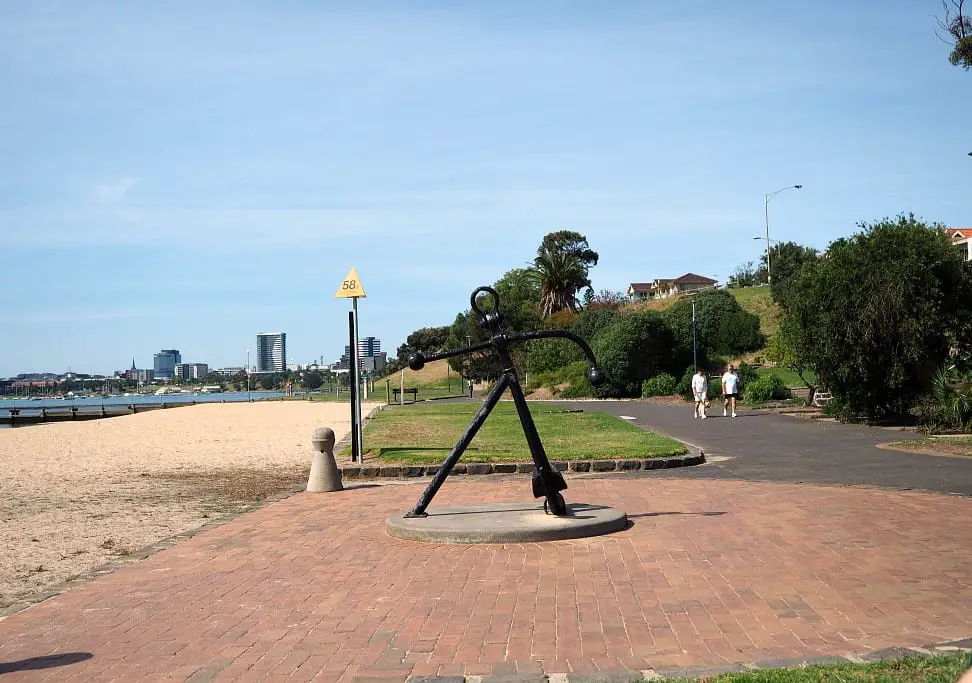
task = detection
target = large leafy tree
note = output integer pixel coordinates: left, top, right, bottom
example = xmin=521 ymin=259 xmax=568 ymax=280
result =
xmin=784 ymin=214 xmax=972 ymax=418
xmin=445 ymin=269 xmax=543 ymax=380
xmin=762 ymin=241 xmax=819 ymax=305
xmin=530 ymin=231 xmax=599 ymax=317
xmin=591 ymin=311 xmax=679 ymax=397
xmin=663 ymin=289 xmax=764 ymax=367
xmin=938 ymin=0 xmax=972 ymax=69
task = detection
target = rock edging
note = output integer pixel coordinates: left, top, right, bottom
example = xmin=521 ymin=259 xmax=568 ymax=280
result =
xmin=339 ymin=450 xmax=705 ymax=479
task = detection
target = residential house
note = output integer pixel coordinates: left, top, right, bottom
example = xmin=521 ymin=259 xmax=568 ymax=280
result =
xmin=946 ymin=227 xmax=972 ymax=261
xmin=627 ymin=273 xmax=718 ymax=301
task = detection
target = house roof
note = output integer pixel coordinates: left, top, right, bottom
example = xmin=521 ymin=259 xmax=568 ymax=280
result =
xmin=673 ymin=272 xmax=717 ymax=284
xmin=627 ymin=283 xmax=654 ymax=292
xmin=947 ymin=227 xmax=972 ymax=240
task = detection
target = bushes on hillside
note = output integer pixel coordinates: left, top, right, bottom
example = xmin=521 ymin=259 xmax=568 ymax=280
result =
xmin=641 ymin=373 xmax=677 ymax=398
xmin=591 ymin=311 xmax=679 ymax=397
xmin=743 ymin=374 xmax=792 ymax=402
xmin=664 ymin=289 xmax=764 ymax=362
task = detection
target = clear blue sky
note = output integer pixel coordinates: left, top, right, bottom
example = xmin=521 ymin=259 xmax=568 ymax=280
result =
xmin=1 ymin=1 xmax=969 ymax=377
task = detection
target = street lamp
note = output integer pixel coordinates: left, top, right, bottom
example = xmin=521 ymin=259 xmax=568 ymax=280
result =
xmin=690 ymin=292 xmax=698 ymax=373
xmin=246 ymin=349 xmax=251 ymax=403
xmin=763 ymin=184 xmax=803 ymax=284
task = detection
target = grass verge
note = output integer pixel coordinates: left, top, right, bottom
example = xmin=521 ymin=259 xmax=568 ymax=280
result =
xmin=662 ymin=652 xmax=969 ymax=681
xmin=885 ymin=437 xmax=972 ymax=458
xmin=341 ymin=403 xmax=688 ymax=464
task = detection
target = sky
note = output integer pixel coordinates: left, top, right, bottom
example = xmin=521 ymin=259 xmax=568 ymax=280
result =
xmin=1 ymin=0 xmax=970 ymax=377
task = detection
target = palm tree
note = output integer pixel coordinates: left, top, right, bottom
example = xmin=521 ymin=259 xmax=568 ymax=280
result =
xmin=531 ymin=248 xmax=588 ymax=317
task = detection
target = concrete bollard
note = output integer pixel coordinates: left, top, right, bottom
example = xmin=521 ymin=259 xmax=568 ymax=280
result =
xmin=307 ymin=427 xmax=343 ymax=492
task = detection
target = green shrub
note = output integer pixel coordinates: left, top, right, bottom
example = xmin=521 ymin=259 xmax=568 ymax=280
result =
xmin=641 ymin=373 xmax=677 ymax=398
xmin=591 ymin=311 xmax=679 ymax=397
xmin=663 ymin=289 xmax=764 ymax=360
xmin=743 ymin=374 xmax=792 ymax=403
xmin=736 ymin=361 xmax=759 ymax=390
xmin=526 ymin=338 xmax=584 ymax=376
xmin=557 ymin=361 xmax=594 ymax=398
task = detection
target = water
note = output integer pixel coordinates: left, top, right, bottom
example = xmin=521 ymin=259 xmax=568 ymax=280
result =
xmin=0 ymin=391 xmax=289 ymax=427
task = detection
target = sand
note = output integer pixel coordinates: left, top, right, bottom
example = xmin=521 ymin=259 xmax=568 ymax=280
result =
xmin=0 ymin=400 xmax=377 ymax=611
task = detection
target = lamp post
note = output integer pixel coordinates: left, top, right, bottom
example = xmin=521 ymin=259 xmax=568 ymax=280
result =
xmin=691 ymin=293 xmax=698 ymax=373
xmin=763 ymin=184 xmax=803 ymax=284
xmin=246 ymin=349 xmax=251 ymax=403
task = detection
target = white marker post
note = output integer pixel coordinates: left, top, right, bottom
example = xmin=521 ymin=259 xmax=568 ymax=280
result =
xmin=335 ymin=267 xmax=367 ymax=463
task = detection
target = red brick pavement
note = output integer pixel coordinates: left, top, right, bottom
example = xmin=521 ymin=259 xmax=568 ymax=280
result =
xmin=1 ymin=477 xmax=971 ymax=682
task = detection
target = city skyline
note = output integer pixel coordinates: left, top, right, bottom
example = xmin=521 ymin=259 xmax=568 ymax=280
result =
xmin=1 ymin=332 xmax=385 ymax=380
xmin=1 ymin=2 xmax=969 ymax=376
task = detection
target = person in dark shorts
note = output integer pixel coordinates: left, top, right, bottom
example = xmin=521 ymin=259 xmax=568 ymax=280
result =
xmin=721 ymin=364 xmax=740 ymax=417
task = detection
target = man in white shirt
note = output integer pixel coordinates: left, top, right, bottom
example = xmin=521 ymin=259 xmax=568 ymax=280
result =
xmin=691 ymin=369 xmax=708 ymax=419
xmin=722 ymin=364 xmax=740 ymax=418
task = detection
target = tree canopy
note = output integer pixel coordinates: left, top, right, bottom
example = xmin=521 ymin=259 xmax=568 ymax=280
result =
xmin=783 ymin=214 xmax=972 ymax=417
xmin=663 ymin=289 xmax=764 ymax=366
xmin=938 ymin=0 xmax=972 ymax=69
xmin=530 ymin=231 xmax=600 ymax=317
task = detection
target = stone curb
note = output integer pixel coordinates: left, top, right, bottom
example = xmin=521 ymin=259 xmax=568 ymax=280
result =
xmin=404 ymin=637 xmax=972 ymax=682
xmin=339 ymin=451 xmax=705 ymax=480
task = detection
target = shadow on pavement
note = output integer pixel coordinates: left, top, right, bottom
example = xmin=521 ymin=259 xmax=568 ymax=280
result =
xmin=0 ymin=652 xmax=93 ymax=674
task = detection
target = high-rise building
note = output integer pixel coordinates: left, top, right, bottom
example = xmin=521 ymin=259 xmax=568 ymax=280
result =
xmin=174 ymin=363 xmax=209 ymax=380
xmin=256 ymin=333 xmax=286 ymax=373
xmin=153 ymin=349 xmax=182 ymax=379
xmin=357 ymin=336 xmax=381 ymax=358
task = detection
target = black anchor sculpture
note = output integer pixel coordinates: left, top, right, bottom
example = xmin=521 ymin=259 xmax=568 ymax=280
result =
xmin=404 ymin=286 xmax=605 ymax=518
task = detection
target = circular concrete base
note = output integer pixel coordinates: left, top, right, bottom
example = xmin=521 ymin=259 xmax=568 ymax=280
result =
xmin=386 ymin=502 xmax=628 ymax=544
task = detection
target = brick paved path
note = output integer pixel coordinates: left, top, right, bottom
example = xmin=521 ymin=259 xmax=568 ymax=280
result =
xmin=1 ymin=476 xmax=971 ymax=681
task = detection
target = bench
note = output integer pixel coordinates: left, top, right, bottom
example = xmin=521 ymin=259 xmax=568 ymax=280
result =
xmin=392 ymin=388 xmax=419 ymax=402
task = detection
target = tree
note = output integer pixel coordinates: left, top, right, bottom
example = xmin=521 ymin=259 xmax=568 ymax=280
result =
xmin=259 ymin=374 xmax=277 ymax=390
xmin=937 ymin=0 xmax=972 ymax=69
xmin=663 ymin=289 xmax=764 ymax=365
xmin=767 ymin=315 xmax=818 ymax=405
xmin=784 ymin=213 xmax=972 ymax=418
xmin=302 ymin=371 xmax=324 ymax=390
xmin=585 ymin=289 xmax=628 ymax=310
xmin=726 ymin=260 xmax=766 ymax=288
xmin=591 ymin=311 xmax=680 ymax=397
xmin=530 ymin=231 xmax=599 ymax=316
xmin=492 ymin=267 xmax=543 ymax=333
xmin=762 ymin=241 xmax=819 ymax=305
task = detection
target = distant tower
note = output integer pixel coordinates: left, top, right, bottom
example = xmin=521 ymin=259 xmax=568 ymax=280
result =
xmin=256 ymin=333 xmax=287 ymax=373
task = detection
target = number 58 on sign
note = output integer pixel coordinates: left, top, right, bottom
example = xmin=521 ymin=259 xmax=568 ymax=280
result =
xmin=335 ymin=267 xmax=367 ymax=299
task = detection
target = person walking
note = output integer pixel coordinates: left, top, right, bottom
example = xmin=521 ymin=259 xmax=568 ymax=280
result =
xmin=468 ymin=378 xmax=474 ymax=398
xmin=722 ymin=364 xmax=740 ymax=417
xmin=691 ymin=368 xmax=708 ymax=419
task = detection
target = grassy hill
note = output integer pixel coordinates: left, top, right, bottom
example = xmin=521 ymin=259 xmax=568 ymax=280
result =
xmin=630 ymin=285 xmax=781 ymax=339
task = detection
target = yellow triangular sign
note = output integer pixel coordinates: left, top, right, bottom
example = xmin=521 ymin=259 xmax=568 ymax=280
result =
xmin=335 ymin=267 xmax=367 ymax=299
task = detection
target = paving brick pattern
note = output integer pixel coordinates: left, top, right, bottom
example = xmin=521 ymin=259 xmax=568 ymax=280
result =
xmin=1 ymin=477 xmax=971 ymax=681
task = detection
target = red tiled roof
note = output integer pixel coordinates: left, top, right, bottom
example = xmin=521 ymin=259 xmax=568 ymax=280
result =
xmin=673 ymin=272 xmax=717 ymax=284
xmin=947 ymin=228 xmax=972 ymax=239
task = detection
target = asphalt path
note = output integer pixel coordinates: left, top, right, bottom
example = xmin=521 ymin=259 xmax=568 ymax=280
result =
xmin=542 ymin=399 xmax=972 ymax=496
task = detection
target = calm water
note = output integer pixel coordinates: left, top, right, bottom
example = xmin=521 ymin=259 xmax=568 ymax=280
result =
xmin=0 ymin=391 xmax=289 ymax=427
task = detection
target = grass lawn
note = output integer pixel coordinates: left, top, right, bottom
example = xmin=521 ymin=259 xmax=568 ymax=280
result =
xmin=886 ymin=436 xmax=972 ymax=457
xmin=755 ymin=366 xmax=816 ymax=388
xmin=342 ymin=402 xmax=688 ymax=464
xmin=728 ymin=285 xmax=783 ymax=338
xmin=662 ymin=652 xmax=969 ymax=681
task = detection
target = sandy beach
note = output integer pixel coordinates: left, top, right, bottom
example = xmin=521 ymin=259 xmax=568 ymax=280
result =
xmin=0 ymin=400 xmax=377 ymax=611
